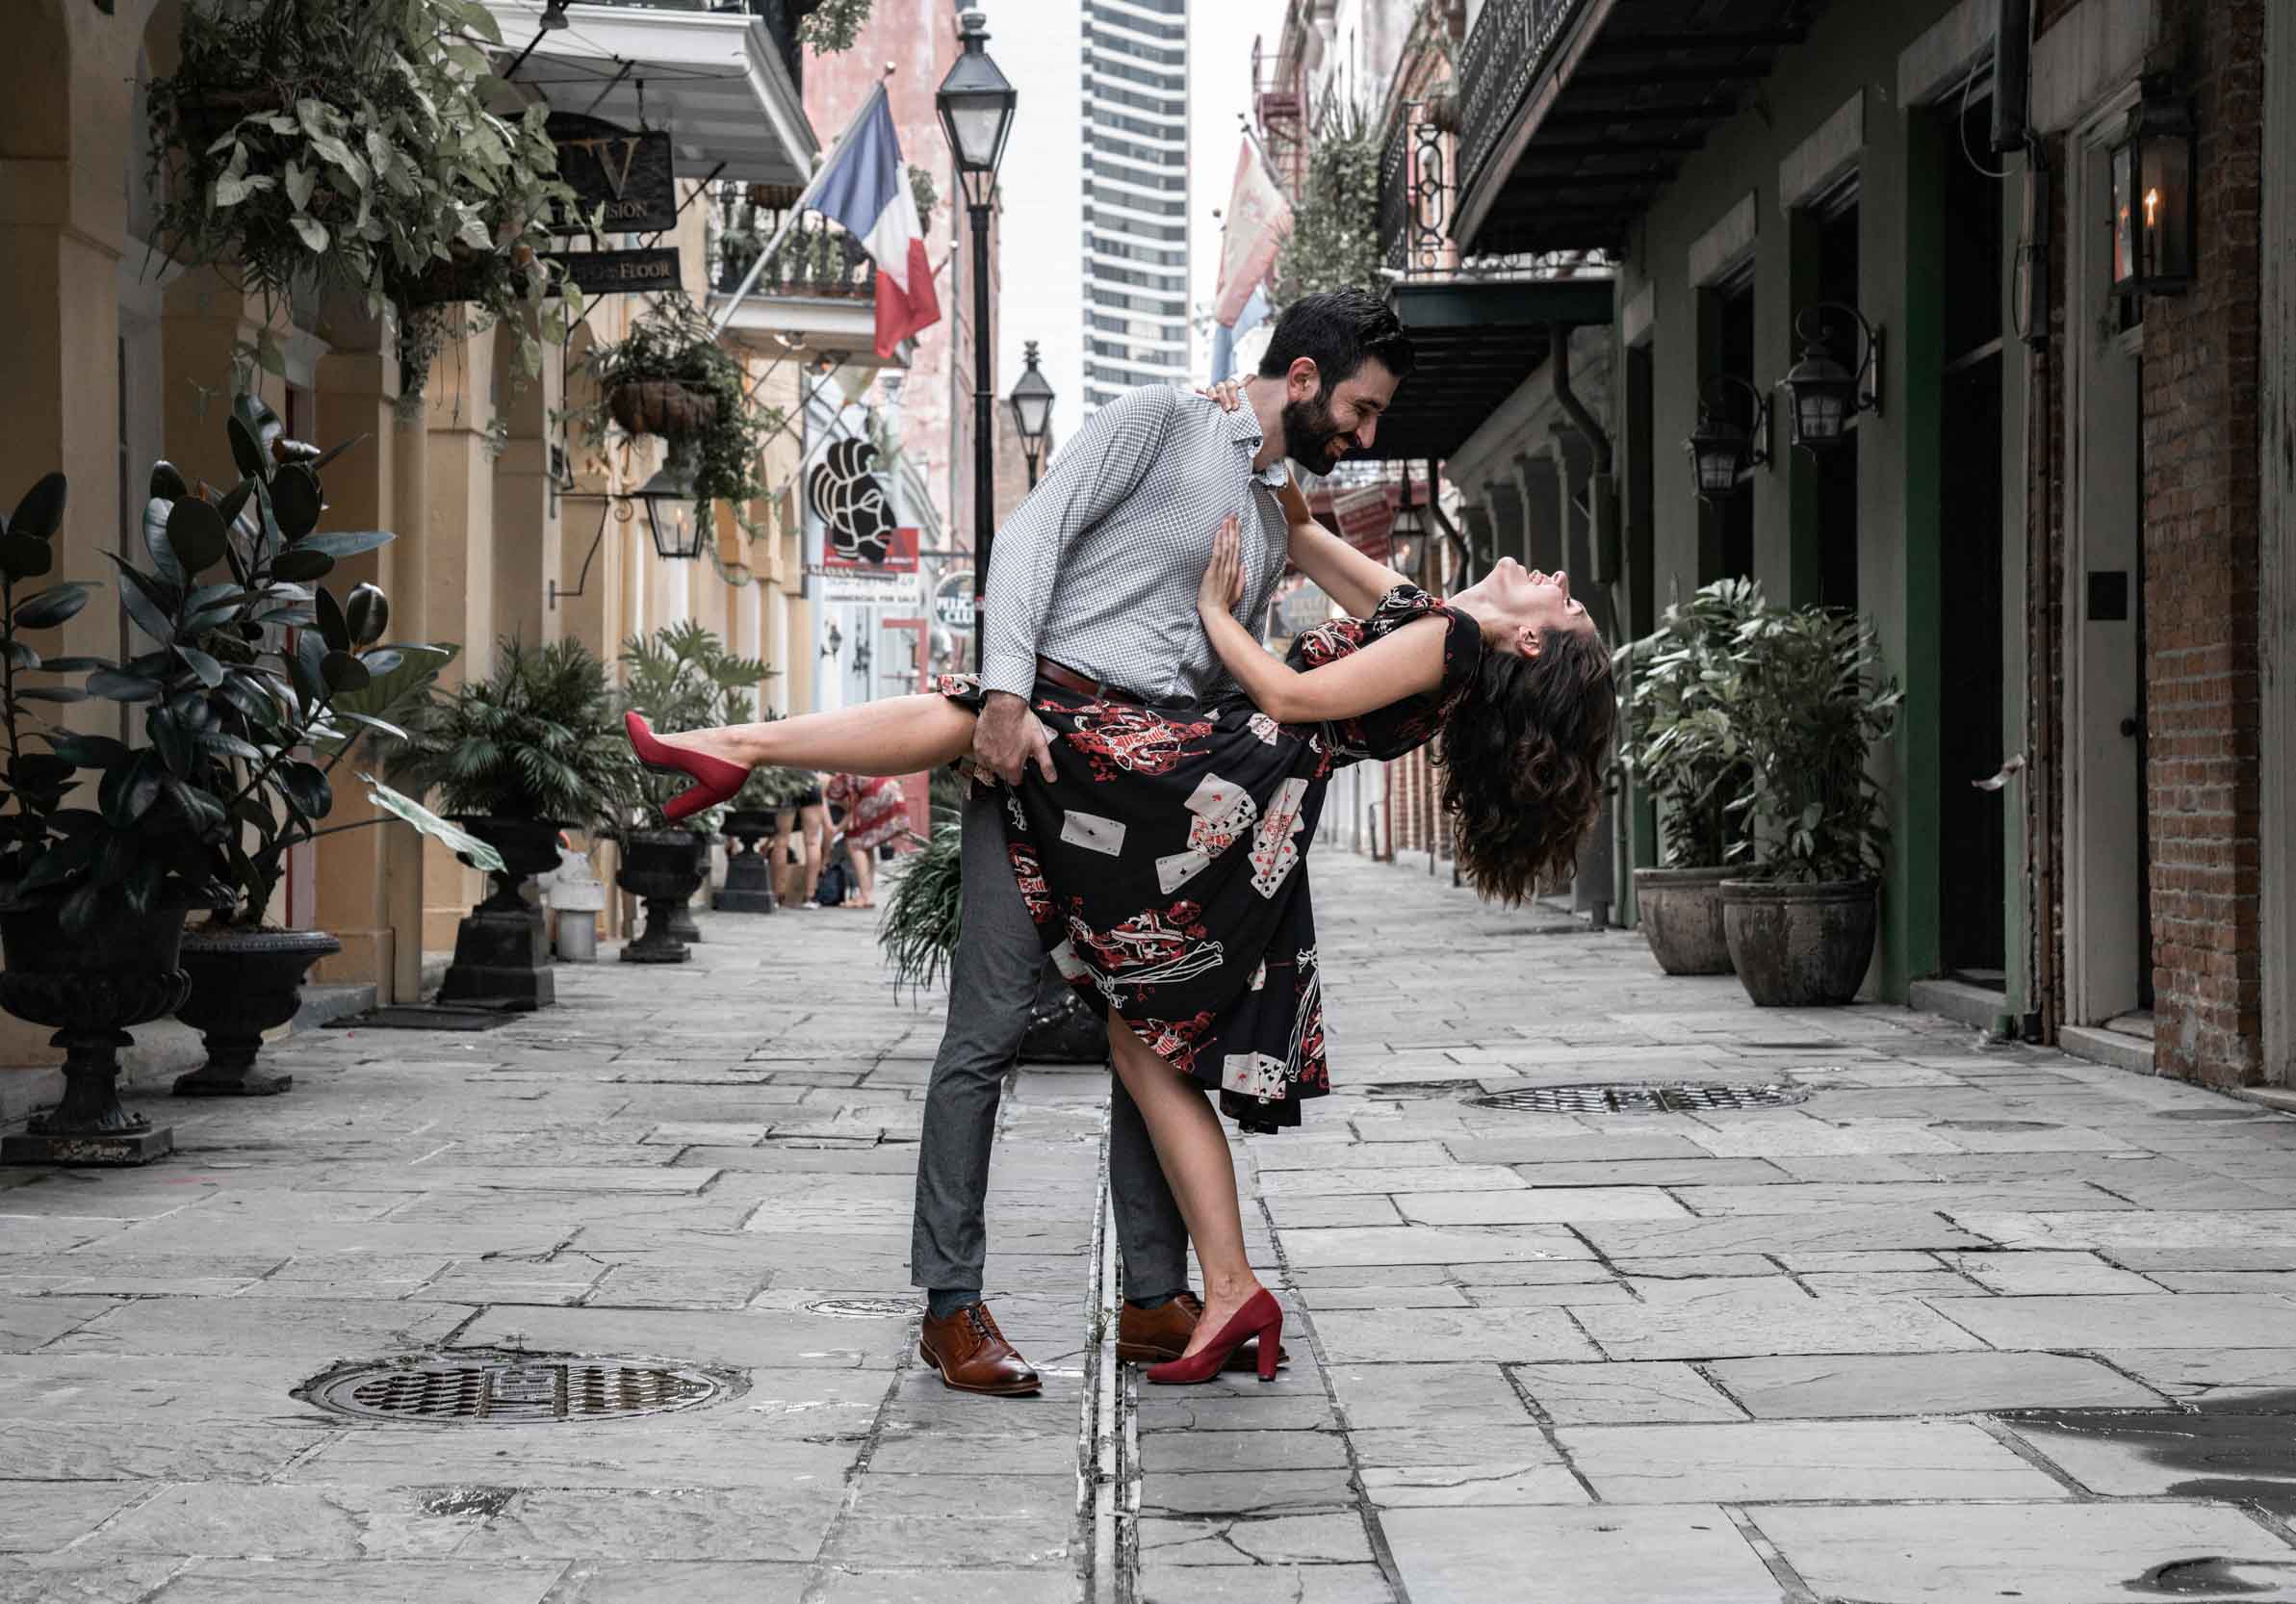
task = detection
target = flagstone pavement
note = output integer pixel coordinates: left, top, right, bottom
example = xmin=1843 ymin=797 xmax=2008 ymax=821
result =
xmin=8 ymin=852 xmax=2296 ymax=1602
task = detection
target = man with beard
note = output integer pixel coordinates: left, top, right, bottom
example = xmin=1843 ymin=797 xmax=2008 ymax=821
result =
xmin=914 ymin=288 xmax=1414 ymax=1395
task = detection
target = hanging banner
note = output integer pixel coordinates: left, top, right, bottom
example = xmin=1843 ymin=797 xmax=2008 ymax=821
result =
xmin=1331 ymin=483 xmax=1394 ymax=562
xmin=547 ymin=115 xmax=679 ymax=234
xmin=810 ymin=441 xmax=918 ymax=571
xmin=1214 ymin=138 xmax=1294 ymax=326
xmin=544 ymin=247 xmax=683 ymax=297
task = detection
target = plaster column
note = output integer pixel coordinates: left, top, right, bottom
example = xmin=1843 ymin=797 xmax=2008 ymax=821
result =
xmin=491 ymin=320 xmax=563 ymax=651
xmin=1514 ymin=453 xmax=1562 ymax=573
xmin=1482 ymin=479 xmax=1525 ymax=571
xmin=308 ymin=298 xmax=403 ymax=996
xmin=1551 ymin=430 xmax=1595 ymax=582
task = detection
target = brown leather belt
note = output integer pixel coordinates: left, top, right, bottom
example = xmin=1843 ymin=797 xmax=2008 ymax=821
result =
xmin=1035 ymin=656 xmax=1145 ymax=705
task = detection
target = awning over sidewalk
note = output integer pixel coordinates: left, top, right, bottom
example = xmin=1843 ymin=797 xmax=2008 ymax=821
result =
xmin=1454 ymin=0 xmax=1822 ymax=257
xmin=1373 ymin=275 xmax=1617 ymax=463
xmin=482 ymin=1 xmax=818 ymax=187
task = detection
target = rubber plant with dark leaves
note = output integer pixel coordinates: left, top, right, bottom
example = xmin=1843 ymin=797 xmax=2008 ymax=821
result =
xmin=102 ymin=394 xmax=435 ymax=1095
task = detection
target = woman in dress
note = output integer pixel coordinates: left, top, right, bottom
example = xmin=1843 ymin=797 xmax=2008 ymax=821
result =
xmin=822 ymin=772 xmax=910 ymax=910
xmin=627 ymin=511 xmax=1613 ymax=1381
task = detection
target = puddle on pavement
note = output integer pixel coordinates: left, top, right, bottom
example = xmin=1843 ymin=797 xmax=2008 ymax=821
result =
xmin=1933 ymin=1119 xmax=2062 ymax=1132
xmin=2154 ymin=1108 xmax=2269 ymax=1122
xmin=2001 ymin=1388 xmax=2296 ymax=1516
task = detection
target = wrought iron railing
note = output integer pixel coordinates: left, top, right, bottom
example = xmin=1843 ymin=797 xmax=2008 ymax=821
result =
xmin=1457 ymin=0 xmax=1587 ymax=204
xmin=710 ymin=186 xmax=875 ymax=299
xmin=584 ymin=0 xmax=807 ymax=91
xmin=1380 ymin=103 xmax=1458 ymax=279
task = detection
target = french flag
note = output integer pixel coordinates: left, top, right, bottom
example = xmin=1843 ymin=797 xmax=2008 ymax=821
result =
xmin=812 ymin=89 xmax=942 ymax=359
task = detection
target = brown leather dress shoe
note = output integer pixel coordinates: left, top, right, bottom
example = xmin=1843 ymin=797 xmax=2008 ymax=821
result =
xmin=1115 ymin=1292 xmax=1289 ymax=1370
xmin=918 ymin=1301 xmax=1041 ymax=1396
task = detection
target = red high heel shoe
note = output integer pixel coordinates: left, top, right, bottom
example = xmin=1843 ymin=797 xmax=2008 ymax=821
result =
xmin=1145 ymin=1288 xmax=1283 ymax=1384
xmin=625 ymin=711 xmax=750 ymax=822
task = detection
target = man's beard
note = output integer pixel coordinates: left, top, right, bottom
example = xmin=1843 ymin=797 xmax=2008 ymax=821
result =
xmin=1279 ymin=390 xmax=1350 ymax=472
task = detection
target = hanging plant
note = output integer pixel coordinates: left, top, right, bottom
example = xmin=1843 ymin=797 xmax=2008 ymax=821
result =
xmin=145 ymin=0 xmax=593 ymax=405
xmin=1274 ymin=93 xmax=1383 ymax=306
xmin=570 ymin=294 xmax=782 ymax=522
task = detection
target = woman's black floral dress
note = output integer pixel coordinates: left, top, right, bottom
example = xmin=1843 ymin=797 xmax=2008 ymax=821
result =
xmin=939 ymin=584 xmax=1483 ymax=1133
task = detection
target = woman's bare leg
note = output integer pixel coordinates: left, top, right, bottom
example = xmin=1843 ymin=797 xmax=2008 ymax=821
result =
xmin=655 ymin=695 xmax=977 ymax=778
xmin=1105 ymin=1008 xmax=1264 ymax=1360
xmin=797 ymin=804 xmax=827 ymax=905
xmin=849 ymin=848 xmax=876 ymax=909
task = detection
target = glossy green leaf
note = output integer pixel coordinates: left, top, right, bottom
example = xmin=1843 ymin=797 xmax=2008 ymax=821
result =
xmin=17 ymin=686 xmax=89 ymax=704
xmin=226 ymin=415 xmax=267 ymax=482
xmin=149 ymin=460 xmax=190 ymax=502
xmin=277 ymin=760 xmax=332 ymax=822
xmin=88 ymin=668 xmax=164 ymax=702
xmin=168 ymin=498 xmax=231 ymax=576
xmin=311 ymin=434 xmax=369 ymax=474
xmin=8 ymin=472 xmax=66 ymax=541
xmin=0 ymin=532 xmax=54 ymax=580
xmin=271 ymin=465 xmax=322 ymax=541
xmin=141 ymin=496 xmax=184 ymax=585
xmin=345 ymin=582 xmax=389 ymax=645
xmin=321 ymin=650 xmax=372 ymax=693
xmin=43 ymin=732 xmax=128 ymax=769
xmin=315 ymin=585 xmax=351 ymax=654
xmin=13 ymin=583 xmax=89 ymax=631
xmin=297 ymin=530 xmax=392 ymax=561
xmin=272 ymin=548 xmax=335 ymax=582
xmin=176 ymin=644 xmax=225 ymax=687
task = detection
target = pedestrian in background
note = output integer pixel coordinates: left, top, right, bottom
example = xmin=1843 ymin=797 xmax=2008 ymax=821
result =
xmin=783 ymin=778 xmax=830 ymax=909
xmin=824 ymin=771 xmax=907 ymax=911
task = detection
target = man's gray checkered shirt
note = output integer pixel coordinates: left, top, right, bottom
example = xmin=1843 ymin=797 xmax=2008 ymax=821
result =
xmin=979 ymin=385 xmax=1293 ymax=707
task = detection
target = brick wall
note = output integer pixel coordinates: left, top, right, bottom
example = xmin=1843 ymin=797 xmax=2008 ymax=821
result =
xmin=2140 ymin=0 xmax=2266 ymax=1082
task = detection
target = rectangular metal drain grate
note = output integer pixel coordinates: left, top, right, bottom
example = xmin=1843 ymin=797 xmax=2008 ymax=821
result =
xmin=1470 ymin=1083 xmax=1808 ymax=1114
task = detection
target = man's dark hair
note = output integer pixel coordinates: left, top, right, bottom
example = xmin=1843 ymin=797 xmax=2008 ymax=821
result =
xmin=1256 ymin=288 xmax=1416 ymax=391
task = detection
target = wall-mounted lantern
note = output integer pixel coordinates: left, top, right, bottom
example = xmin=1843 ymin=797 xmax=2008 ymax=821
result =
xmin=1777 ymin=301 xmax=1883 ymax=453
xmin=633 ymin=457 xmax=705 ymax=561
xmin=2110 ymin=74 xmax=2196 ymax=298
xmin=1685 ymin=375 xmax=1770 ymax=502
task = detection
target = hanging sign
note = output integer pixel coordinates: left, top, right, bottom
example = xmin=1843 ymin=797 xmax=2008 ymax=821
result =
xmin=547 ymin=115 xmax=679 ymax=234
xmin=932 ymin=569 xmax=976 ymax=631
xmin=1331 ymin=484 xmax=1394 ymax=562
xmin=544 ymin=247 xmax=683 ymax=297
xmin=811 ymin=442 xmax=918 ymax=571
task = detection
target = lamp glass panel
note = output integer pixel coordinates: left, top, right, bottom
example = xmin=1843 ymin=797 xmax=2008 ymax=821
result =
xmin=2110 ymin=141 xmax=2136 ymax=289
xmin=1693 ymin=445 xmax=1741 ymax=496
xmin=1012 ymin=391 xmax=1052 ymax=440
xmin=942 ymin=101 xmax=1010 ymax=171
xmin=1796 ymin=386 xmax=1847 ymax=444
xmin=2139 ymin=132 xmax=2192 ymax=284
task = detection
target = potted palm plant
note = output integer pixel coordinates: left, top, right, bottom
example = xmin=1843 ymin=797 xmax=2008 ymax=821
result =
xmin=1615 ymin=579 xmax=1761 ymax=974
xmin=616 ymin=623 xmax=771 ymax=951
xmin=718 ymin=754 xmax=812 ymax=914
xmin=1718 ymin=605 xmax=1903 ymax=1006
xmin=389 ymin=636 xmax=636 ymax=1005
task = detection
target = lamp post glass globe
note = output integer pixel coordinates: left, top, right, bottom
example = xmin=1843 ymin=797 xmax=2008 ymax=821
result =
xmin=936 ymin=11 xmax=1018 ymax=208
xmin=1009 ymin=339 xmax=1055 ymax=487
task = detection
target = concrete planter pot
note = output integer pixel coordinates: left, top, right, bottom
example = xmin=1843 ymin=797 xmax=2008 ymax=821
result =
xmin=1721 ymin=878 xmax=1879 ymax=1007
xmin=438 ymin=816 xmax=564 ymax=1010
xmin=0 ymin=903 xmax=190 ymax=1165
xmin=618 ymin=831 xmax=706 ymax=964
xmin=172 ymin=927 xmax=343 ymax=1097
xmin=1635 ymin=867 xmax=1736 ymax=975
xmin=666 ymin=833 xmax=711 ymax=943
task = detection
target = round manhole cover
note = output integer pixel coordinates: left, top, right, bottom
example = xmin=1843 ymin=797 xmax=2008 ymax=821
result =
xmin=1469 ymin=1083 xmax=1809 ymax=1114
xmin=299 ymin=1355 xmax=737 ymax=1425
xmin=804 ymin=1298 xmax=916 ymax=1319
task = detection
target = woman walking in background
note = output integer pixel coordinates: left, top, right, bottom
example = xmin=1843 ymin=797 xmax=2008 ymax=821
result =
xmin=825 ymin=771 xmax=909 ymax=910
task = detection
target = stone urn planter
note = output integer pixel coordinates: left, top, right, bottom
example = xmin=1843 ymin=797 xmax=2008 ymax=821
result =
xmin=1721 ymin=878 xmax=1880 ymax=1006
xmin=172 ymin=926 xmax=344 ymax=1097
xmin=666 ymin=832 xmax=711 ymax=944
xmin=1634 ymin=867 xmax=1736 ymax=975
xmin=0 ymin=903 xmax=191 ymax=1165
xmin=714 ymin=811 xmax=780 ymax=914
xmin=437 ymin=816 xmax=565 ymax=1010
xmin=619 ymin=830 xmax=706 ymax=964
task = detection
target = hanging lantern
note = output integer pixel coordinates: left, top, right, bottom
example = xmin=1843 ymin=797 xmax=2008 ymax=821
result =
xmin=632 ymin=456 xmax=705 ymax=562
xmin=2110 ymin=74 xmax=2196 ymax=298
xmin=1684 ymin=375 xmax=1769 ymax=502
xmin=1777 ymin=301 xmax=1883 ymax=453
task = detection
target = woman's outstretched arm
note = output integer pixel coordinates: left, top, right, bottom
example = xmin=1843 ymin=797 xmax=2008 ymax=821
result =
xmin=1200 ymin=517 xmax=1446 ymax=725
xmin=670 ymin=694 xmax=981 ymax=781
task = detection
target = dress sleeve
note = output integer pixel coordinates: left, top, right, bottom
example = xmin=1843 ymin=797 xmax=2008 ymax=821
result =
xmin=1435 ymin=605 xmax=1486 ymax=710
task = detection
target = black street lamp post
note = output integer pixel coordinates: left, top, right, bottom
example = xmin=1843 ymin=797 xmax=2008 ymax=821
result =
xmin=1009 ymin=339 xmax=1056 ymax=490
xmin=936 ymin=9 xmax=1018 ymax=669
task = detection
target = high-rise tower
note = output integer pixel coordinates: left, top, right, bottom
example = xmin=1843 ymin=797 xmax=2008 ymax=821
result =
xmin=1080 ymin=0 xmax=1190 ymax=413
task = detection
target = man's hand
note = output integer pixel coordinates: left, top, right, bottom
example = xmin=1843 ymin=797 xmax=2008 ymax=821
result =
xmin=973 ymin=691 xmax=1058 ymax=787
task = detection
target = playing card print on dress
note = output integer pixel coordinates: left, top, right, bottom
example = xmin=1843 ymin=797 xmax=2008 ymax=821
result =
xmin=933 ymin=584 xmax=1483 ymax=1134
xmin=1250 ymin=777 xmax=1309 ymax=898
xmin=1061 ymin=809 xmax=1127 ymax=856
xmin=1155 ymin=772 xmax=1258 ymax=893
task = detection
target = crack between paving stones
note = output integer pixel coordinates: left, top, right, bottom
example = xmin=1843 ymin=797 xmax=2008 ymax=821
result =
xmin=1724 ymin=1504 xmax=1823 ymax=1601
xmin=1502 ymin=1362 xmax=1603 ymax=1502
xmin=1250 ymin=1188 xmax=1415 ymax=1604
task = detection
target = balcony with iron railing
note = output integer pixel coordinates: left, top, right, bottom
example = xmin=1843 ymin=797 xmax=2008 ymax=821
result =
xmin=709 ymin=182 xmax=876 ymax=301
xmin=583 ymin=0 xmax=814 ymax=91
xmin=1456 ymin=0 xmax=1588 ymax=208
xmin=1379 ymin=98 xmax=1611 ymax=284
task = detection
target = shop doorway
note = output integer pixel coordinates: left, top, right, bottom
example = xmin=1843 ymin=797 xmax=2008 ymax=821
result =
xmin=1934 ymin=90 xmax=2008 ymax=988
xmin=2064 ymin=95 xmax=2152 ymax=1031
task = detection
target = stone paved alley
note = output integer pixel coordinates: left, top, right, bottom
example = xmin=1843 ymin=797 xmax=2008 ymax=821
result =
xmin=11 ymin=855 xmax=2296 ymax=1602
